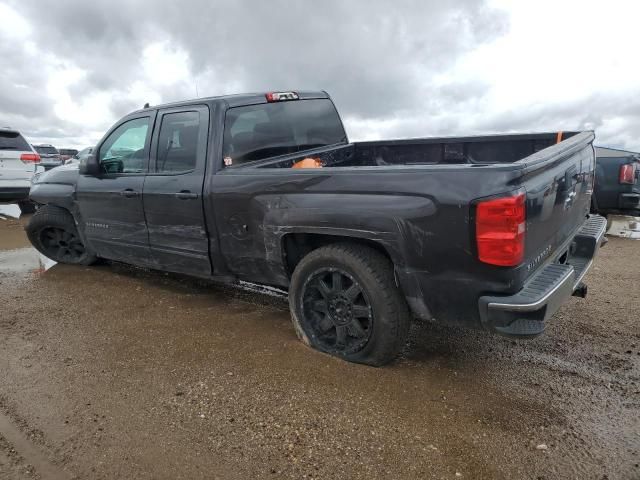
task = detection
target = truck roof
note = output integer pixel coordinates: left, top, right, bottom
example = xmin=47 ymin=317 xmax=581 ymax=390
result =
xmin=130 ymin=90 xmax=331 ymax=115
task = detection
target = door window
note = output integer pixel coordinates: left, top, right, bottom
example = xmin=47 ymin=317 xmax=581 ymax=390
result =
xmin=155 ymin=111 xmax=200 ymax=173
xmin=98 ymin=117 xmax=150 ymax=174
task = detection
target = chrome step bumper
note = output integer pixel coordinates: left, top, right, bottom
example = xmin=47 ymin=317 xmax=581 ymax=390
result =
xmin=478 ymin=214 xmax=608 ymax=337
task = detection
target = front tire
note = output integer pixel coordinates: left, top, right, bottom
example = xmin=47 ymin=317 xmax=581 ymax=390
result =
xmin=26 ymin=205 xmax=97 ymax=265
xmin=289 ymin=243 xmax=411 ymax=366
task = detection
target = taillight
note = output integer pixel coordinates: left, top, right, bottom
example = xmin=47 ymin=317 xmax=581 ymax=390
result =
xmin=476 ymin=193 xmax=526 ymax=267
xmin=619 ymin=163 xmax=636 ymax=184
xmin=20 ymin=153 xmax=41 ymax=164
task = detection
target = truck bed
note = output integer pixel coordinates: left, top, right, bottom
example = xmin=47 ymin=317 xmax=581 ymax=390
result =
xmin=212 ymin=130 xmax=596 ymax=331
xmin=254 ymin=132 xmax=579 ymax=168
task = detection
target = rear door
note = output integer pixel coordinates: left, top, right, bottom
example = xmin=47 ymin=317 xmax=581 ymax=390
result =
xmin=143 ymin=105 xmax=211 ymax=276
xmin=76 ymin=114 xmax=154 ymax=265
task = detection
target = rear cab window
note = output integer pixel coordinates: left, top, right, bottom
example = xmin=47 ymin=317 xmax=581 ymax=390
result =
xmin=222 ymin=99 xmax=346 ymax=167
xmin=0 ymin=131 xmax=31 ymax=151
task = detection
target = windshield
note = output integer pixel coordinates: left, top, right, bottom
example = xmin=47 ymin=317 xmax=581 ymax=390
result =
xmin=222 ymin=99 xmax=346 ymax=166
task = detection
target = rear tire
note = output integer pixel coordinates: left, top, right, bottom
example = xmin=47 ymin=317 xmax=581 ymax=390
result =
xmin=26 ymin=205 xmax=97 ymax=265
xmin=289 ymin=243 xmax=411 ymax=366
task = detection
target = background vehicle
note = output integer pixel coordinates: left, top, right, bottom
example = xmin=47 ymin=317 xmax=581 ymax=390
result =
xmin=0 ymin=127 xmax=41 ymax=212
xmin=58 ymin=148 xmax=79 ymax=162
xmin=65 ymin=146 xmax=94 ymax=165
xmin=32 ymin=144 xmax=62 ymax=170
xmin=27 ymin=91 xmax=606 ymax=365
xmin=592 ymin=146 xmax=640 ymax=217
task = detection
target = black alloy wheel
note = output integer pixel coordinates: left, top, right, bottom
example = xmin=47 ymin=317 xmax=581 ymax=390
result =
xmin=301 ymin=268 xmax=373 ymax=354
xmin=39 ymin=226 xmax=87 ymax=263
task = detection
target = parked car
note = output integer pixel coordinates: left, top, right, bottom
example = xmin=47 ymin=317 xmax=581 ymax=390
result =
xmin=58 ymin=148 xmax=79 ymax=162
xmin=592 ymin=146 xmax=640 ymax=218
xmin=65 ymin=146 xmax=94 ymax=165
xmin=26 ymin=91 xmax=607 ymax=365
xmin=0 ymin=127 xmax=42 ymax=212
xmin=32 ymin=144 xmax=62 ymax=170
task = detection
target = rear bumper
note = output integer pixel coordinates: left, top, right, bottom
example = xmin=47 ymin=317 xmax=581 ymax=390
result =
xmin=41 ymin=163 xmax=62 ymax=171
xmin=478 ymin=214 xmax=608 ymax=337
xmin=619 ymin=193 xmax=640 ymax=211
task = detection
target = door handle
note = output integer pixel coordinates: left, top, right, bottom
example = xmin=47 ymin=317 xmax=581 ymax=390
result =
xmin=120 ymin=189 xmax=140 ymax=198
xmin=175 ymin=190 xmax=199 ymax=200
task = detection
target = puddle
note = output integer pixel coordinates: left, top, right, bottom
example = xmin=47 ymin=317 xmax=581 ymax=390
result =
xmin=607 ymin=215 xmax=640 ymax=239
xmin=0 ymin=204 xmax=21 ymax=220
xmin=0 ymin=208 xmax=57 ymax=275
xmin=0 ymin=247 xmax=56 ymax=275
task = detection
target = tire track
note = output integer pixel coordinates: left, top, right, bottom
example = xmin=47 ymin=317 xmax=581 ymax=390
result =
xmin=0 ymin=410 xmax=69 ymax=480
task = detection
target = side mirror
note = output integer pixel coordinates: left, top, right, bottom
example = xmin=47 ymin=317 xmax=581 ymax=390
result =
xmin=79 ymin=152 xmax=100 ymax=175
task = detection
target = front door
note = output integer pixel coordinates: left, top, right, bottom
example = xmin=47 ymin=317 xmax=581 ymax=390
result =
xmin=76 ymin=114 xmax=154 ymax=265
xmin=143 ymin=106 xmax=212 ymax=276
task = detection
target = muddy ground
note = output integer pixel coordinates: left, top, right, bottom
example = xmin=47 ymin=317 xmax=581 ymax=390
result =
xmin=0 ymin=213 xmax=638 ymax=480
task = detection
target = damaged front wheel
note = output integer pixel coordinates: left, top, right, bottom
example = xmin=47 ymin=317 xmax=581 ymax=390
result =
xmin=26 ymin=205 xmax=97 ymax=265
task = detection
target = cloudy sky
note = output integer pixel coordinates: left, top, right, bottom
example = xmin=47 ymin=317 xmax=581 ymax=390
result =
xmin=1 ymin=0 xmax=639 ymax=151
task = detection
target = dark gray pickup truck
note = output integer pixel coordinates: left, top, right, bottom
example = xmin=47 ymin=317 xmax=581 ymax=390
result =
xmin=27 ymin=91 xmax=607 ymax=365
xmin=592 ymin=146 xmax=640 ymax=217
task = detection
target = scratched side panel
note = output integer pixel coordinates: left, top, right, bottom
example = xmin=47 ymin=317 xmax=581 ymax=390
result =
xmin=207 ymin=166 xmax=525 ymax=328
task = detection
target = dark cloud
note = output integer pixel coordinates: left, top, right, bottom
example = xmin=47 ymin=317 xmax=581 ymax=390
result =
xmin=0 ymin=38 xmax=66 ymax=140
xmin=2 ymin=0 xmax=638 ymax=152
xmin=4 ymin=0 xmax=507 ymax=143
xmin=147 ymin=0 xmax=509 ymax=118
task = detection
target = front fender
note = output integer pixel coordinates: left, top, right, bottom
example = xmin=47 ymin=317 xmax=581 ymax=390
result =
xmin=29 ymin=164 xmax=79 ymax=211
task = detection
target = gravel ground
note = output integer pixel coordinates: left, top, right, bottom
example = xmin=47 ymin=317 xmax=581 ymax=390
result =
xmin=0 ymin=214 xmax=638 ymax=479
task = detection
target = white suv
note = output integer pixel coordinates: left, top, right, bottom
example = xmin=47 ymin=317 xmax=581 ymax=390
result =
xmin=0 ymin=127 xmax=42 ymax=211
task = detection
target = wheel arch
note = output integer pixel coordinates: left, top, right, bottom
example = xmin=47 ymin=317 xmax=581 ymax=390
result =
xmin=280 ymin=231 xmax=433 ymax=321
xmin=281 ymin=232 xmax=396 ymax=278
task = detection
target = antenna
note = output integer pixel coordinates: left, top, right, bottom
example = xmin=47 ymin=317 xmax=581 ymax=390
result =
xmin=143 ymin=102 xmax=150 ymax=109
xmin=195 ymin=81 xmax=199 ymax=98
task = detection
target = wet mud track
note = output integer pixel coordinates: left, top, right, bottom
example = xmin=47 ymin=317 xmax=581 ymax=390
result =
xmin=0 ymin=213 xmax=638 ymax=479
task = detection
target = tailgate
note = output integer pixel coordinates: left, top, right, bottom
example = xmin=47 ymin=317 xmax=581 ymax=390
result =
xmin=0 ymin=151 xmax=34 ymax=180
xmin=521 ymin=132 xmax=595 ymax=274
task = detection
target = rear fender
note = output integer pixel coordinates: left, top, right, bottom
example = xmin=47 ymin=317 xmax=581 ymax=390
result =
xmin=260 ymin=193 xmax=436 ymax=268
xmin=259 ymin=193 xmax=437 ymax=319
